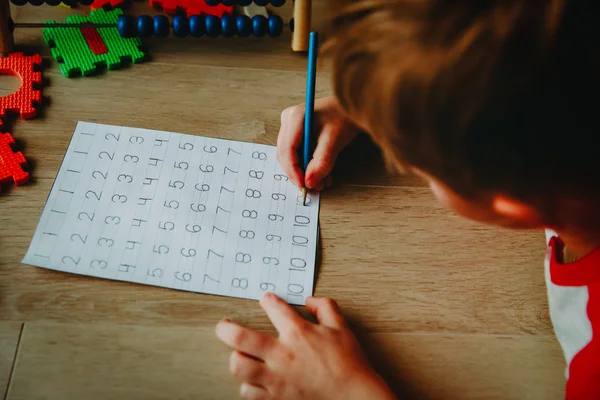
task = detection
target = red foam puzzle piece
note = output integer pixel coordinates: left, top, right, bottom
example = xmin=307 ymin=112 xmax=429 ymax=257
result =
xmin=148 ymin=0 xmax=233 ymax=18
xmin=0 ymin=120 xmax=29 ymax=193
xmin=0 ymin=53 xmax=42 ymax=119
xmin=80 ymin=23 xmax=109 ymax=55
xmin=91 ymin=0 xmax=126 ymax=10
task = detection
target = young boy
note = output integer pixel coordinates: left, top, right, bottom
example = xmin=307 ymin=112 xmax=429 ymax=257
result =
xmin=216 ymin=0 xmax=600 ymax=398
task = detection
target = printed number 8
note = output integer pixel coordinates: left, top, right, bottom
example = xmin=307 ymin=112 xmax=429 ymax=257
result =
xmin=242 ymin=210 xmax=258 ymax=219
xmin=236 ymin=253 xmax=251 ymax=263
xmin=239 ymin=230 xmax=255 ymax=239
xmin=245 ymin=189 xmax=261 ymax=199
xmin=252 ymin=151 xmax=267 ymax=160
xmin=232 ymin=278 xmax=248 ymax=289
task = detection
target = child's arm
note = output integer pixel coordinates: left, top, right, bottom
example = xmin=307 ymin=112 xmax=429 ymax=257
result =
xmin=277 ymin=95 xmax=361 ymax=191
xmin=216 ymin=293 xmax=396 ymax=400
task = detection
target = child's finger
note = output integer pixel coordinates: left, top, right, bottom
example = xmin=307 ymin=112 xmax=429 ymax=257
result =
xmin=260 ymin=292 xmax=305 ymax=334
xmin=240 ymin=382 xmax=269 ymax=400
xmin=277 ymin=107 xmax=306 ymax=187
xmin=305 ymin=128 xmax=341 ymax=189
xmin=313 ymin=180 xmax=325 ymax=192
xmin=216 ymin=319 xmax=276 ymax=359
xmin=325 ymin=174 xmax=333 ymax=188
xmin=229 ymin=351 xmax=269 ymax=386
xmin=305 ymin=297 xmax=346 ymax=329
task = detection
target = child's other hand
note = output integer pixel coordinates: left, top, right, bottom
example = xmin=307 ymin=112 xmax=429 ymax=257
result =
xmin=216 ymin=293 xmax=396 ymax=400
xmin=277 ymin=96 xmax=360 ymax=191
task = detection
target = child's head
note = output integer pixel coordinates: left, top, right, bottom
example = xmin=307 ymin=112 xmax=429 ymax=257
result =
xmin=325 ymin=0 xmax=599 ymax=233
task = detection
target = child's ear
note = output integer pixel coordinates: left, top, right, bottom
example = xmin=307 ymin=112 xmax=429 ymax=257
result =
xmin=492 ymin=195 xmax=544 ymax=227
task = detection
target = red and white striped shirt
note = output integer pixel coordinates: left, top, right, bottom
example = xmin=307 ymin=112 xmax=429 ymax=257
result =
xmin=545 ymin=230 xmax=600 ymax=399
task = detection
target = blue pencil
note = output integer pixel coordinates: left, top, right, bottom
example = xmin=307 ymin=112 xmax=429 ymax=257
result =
xmin=302 ymin=31 xmax=318 ymax=206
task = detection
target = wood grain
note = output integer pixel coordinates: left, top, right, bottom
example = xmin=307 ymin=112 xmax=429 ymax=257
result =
xmin=0 ymin=322 xmax=22 ymax=396
xmin=7 ymin=322 xmax=564 ymax=400
xmin=0 ymin=2 xmax=566 ymax=399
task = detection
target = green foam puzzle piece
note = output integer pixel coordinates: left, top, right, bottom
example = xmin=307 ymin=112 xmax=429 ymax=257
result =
xmin=43 ymin=8 xmax=146 ymax=78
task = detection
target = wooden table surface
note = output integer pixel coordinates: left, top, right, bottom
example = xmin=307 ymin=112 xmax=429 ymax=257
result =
xmin=0 ymin=3 xmax=565 ymax=399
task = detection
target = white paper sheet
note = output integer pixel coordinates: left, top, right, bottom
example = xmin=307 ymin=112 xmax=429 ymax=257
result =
xmin=23 ymin=122 xmax=320 ymax=305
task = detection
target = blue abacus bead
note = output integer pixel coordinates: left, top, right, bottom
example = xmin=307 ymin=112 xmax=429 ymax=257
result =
xmin=172 ymin=15 xmax=189 ymax=37
xmin=28 ymin=0 xmax=45 ymax=6
xmin=271 ymin=0 xmax=286 ymax=6
xmin=221 ymin=15 xmax=235 ymax=37
xmin=189 ymin=15 xmax=205 ymax=37
xmin=10 ymin=0 xmax=28 ymax=6
xmin=117 ymin=15 xmax=136 ymax=38
xmin=236 ymin=15 xmax=252 ymax=38
xmin=255 ymin=0 xmax=269 ymax=5
xmin=205 ymin=0 xmax=220 ymax=5
xmin=45 ymin=0 xmax=63 ymax=5
xmin=205 ymin=15 xmax=221 ymax=37
xmin=252 ymin=15 xmax=267 ymax=37
xmin=268 ymin=15 xmax=283 ymax=37
xmin=153 ymin=15 xmax=170 ymax=38
xmin=137 ymin=15 xmax=154 ymax=38
xmin=238 ymin=0 xmax=251 ymax=5
xmin=221 ymin=0 xmax=235 ymax=5
xmin=61 ymin=0 xmax=76 ymax=5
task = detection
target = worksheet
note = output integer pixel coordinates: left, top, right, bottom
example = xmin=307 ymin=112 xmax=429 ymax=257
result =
xmin=22 ymin=122 xmax=320 ymax=305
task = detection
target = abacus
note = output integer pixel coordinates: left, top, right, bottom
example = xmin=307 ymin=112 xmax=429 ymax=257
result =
xmin=0 ymin=0 xmax=312 ymax=55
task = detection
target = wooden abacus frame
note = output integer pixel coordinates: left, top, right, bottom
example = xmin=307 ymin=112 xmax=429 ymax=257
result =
xmin=0 ymin=0 xmax=312 ymax=55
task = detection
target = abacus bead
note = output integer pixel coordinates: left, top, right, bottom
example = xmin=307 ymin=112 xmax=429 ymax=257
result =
xmin=205 ymin=0 xmax=220 ymax=5
xmin=61 ymin=0 xmax=77 ymax=5
xmin=268 ymin=15 xmax=283 ymax=37
xmin=255 ymin=0 xmax=269 ymax=5
xmin=221 ymin=15 xmax=235 ymax=37
xmin=238 ymin=0 xmax=251 ymax=5
xmin=117 ymin=15 xmax=136 ymax=38
xmin=79 ymin=0 xmax=95 ymax=5
xmin=252 ymin=15 xmax=267 ymax=37
xmin=137 ymin=15 xmax=154 ymax=38
xmin=271 ymin=0 xmax=285 ymax=6
xmin=205 ymin=15 xmax=221 ymax=37
xmin=236 ymin=15 xmax=252 ymax=38
xmin=45 ymin=0 xmax=63 ymax=5
xmin=10 ymin=0 xmax=28 ymax=6
xmin=153 ymin=15 xmax=170 ymax=38
xmin=189 ymin=15 xmax=205 ymax=37
xmin=172 ymin=15 xmax=189 ymax=37
xmin=221 ymin=0 xmax=235 ymax=5
xmin=28 ymin=0 xmax=45 ymax=6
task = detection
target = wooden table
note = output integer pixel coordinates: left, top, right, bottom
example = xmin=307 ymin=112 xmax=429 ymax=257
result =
xmin=0 ymin=3 xmax=565 ymax=399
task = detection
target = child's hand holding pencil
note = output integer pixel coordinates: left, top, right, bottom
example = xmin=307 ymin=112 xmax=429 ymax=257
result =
xmin=277 ymin=96 xmax=360 ymax=193
xmin=277 ymin=32 xmax=361 ymax=201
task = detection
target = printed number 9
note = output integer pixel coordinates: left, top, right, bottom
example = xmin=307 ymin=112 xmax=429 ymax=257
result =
xmin=260 ymin=283 xmax=276 ymax=291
